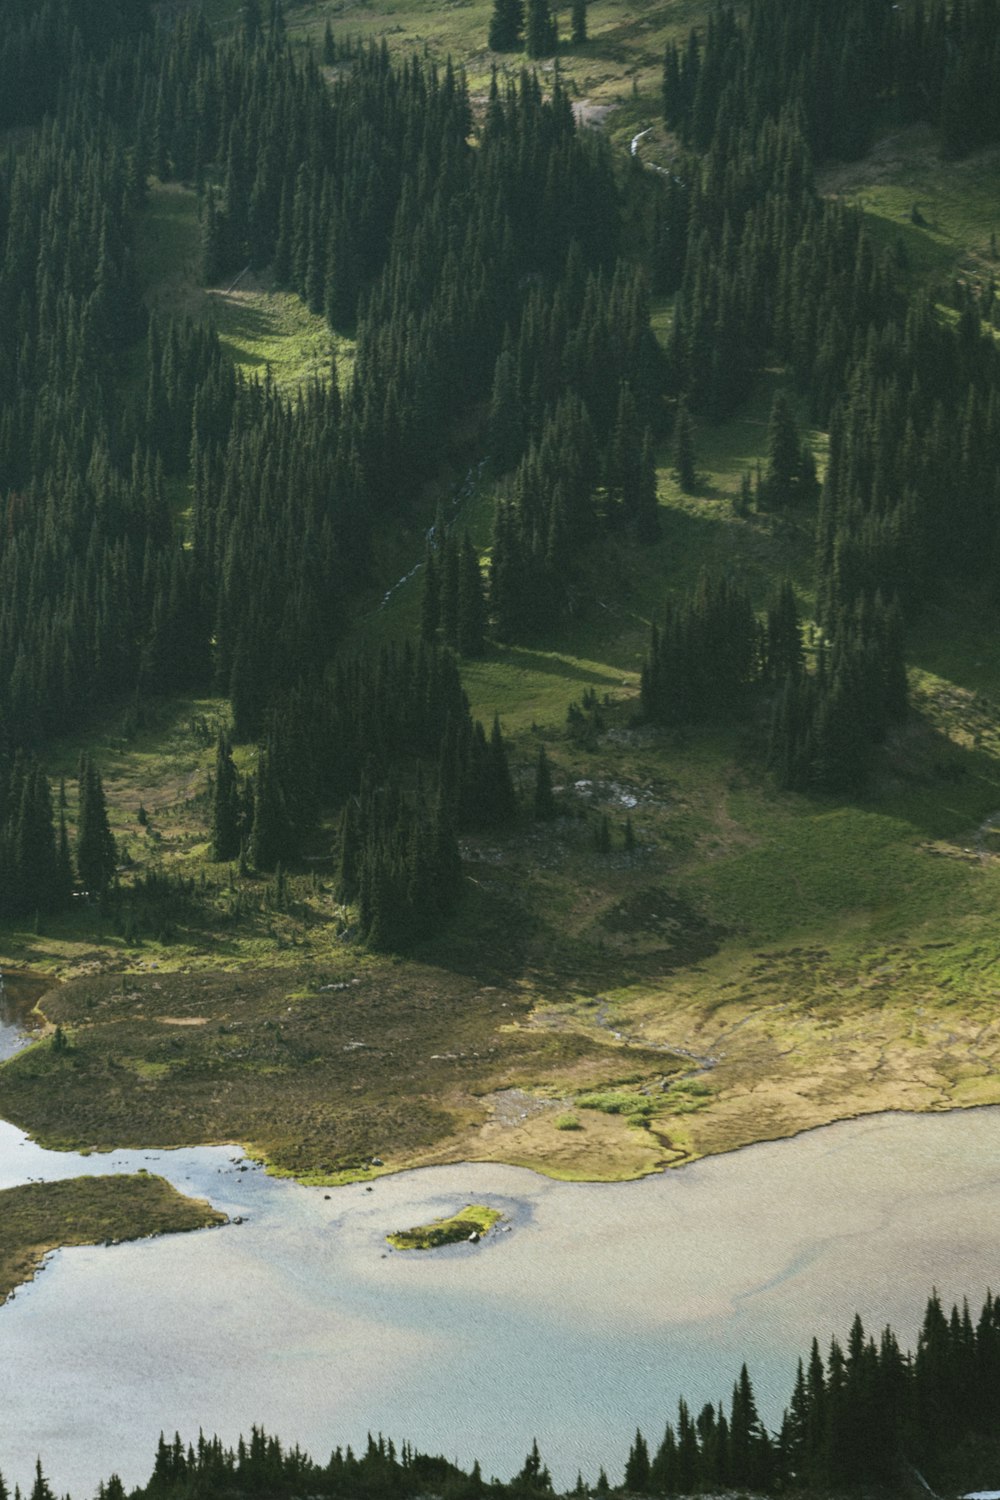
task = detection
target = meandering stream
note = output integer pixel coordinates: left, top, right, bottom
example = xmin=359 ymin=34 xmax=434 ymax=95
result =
xmin=3 ymin=973 xmax=1000 ymax=1498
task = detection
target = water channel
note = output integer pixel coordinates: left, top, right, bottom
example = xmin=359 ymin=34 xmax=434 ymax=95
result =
xmin=2 ymin=972 xmax=1000 ymax=1497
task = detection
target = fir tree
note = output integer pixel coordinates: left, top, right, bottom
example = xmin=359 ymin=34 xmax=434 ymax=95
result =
xmin=532 ymin=745 xmax=556 ymax=820
xmin=571 ymin=0 xmax=587 ymax=45
xmin=762 ymin=393 xmax=816 ymax=509
xmin=76 ymin=758 xmax=117 ymax=899
xmin=623 ymin=1431 xmax=650 ymax=1492
xmin=673 ymin=396 xmax=696 ymax=492
xmin=336 ymin=801 xmax=361 ymax=903
xmin=488 ymin=0 xmax=524 ymax=51
xmin=211 ymin=732 xmax=242 ymax=862
xmin=525 ymin=0 xmax=557 ymax=56
xmin=420 ymin=540 xmax=440 ymax=644
xmin=458 ymin=534 xmax=487 ymax=657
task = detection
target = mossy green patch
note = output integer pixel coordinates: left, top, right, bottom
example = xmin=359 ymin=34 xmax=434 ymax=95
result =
xmin=387 ymin=1204 xmax=502 ymax=1249
xmin=576 ymin=1088 xmax=655 ymax=1121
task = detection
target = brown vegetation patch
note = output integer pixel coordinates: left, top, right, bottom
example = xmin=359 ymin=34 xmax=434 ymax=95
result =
xmin=0 ymin=961 xmax=671 ymax=1181
xmin=0 ymin=1173 xmax=225 ymax=1304
xmin=600 ymin=887 xmax=725 ymax=968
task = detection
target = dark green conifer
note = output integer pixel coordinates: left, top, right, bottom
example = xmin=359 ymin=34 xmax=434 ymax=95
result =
xmin=76 ymin=758 xmax=117 ymax=899
xmin=571 ymin=0 xmax=587 ymax=45
xmin=440 ymin=532 xmax=460 ymax=649
xmin=211 ymin=732 xmax=242 ymax=862
xmin=624 ymin=1430 xmax=650 ymax=1493
xmin=763 ymin=393 xmax=815 ymax=509
xmin=420 ymin=540 xmax=440 ymax=643
xmin=249 ymin=746 xmax=288 ymax=871
xmin=488 ymin=0 xmax=524 ymax=50
xmin=486 ymin=715 xmax=518 ymax=825
xmin=532 ymin=745 xmax=556 ymax=819
xmin=458 ymin=534 xmax=486 ymax=657
xmin=488 ymin=349 xmax=525 ymax=470
xmin=336 ymin=802 xmax=361 ymax=903
xmin=525 ymin=0 xmax=557 ymax=56
xmin=673 ymin=396 xmax=696 ymax=493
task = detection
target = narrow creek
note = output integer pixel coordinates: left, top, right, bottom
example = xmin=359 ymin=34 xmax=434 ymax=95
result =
xmin=3 ymin=973 xmax=1000 ymax=1499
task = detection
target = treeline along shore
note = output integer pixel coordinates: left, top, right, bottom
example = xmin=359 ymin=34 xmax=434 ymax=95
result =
xmin=7 ymin=1287 xmax=1000 ymax=1499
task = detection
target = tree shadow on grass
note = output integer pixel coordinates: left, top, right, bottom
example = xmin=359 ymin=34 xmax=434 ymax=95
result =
xmin=492 ymin=644 xmax=622 ymax=688
xmin=208 ymin=294 xmax=282 ymax=364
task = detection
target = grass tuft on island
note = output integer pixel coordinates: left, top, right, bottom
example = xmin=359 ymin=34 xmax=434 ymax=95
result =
xmin=0 ymin=1173 xmax=227 ymax=1304
xmin=387 ymin=1204 xmax=502 ymax=1251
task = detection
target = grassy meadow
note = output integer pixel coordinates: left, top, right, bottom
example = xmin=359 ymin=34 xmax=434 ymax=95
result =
xmin=2 ymin=0 xmax=1000 ymax=1187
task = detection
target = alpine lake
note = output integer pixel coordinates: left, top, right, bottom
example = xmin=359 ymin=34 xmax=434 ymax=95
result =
xmin=2 ymin=970 xmax=1000 ymax=1497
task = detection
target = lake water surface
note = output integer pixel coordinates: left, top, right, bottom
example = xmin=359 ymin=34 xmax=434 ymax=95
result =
xmin=2 ymin=975 xmax=1000 ymax=1497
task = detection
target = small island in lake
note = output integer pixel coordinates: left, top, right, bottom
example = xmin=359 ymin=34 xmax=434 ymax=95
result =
xmin=0 ymin=1174 xmax=227 ymax=1304
xmin=387 ymin=1205 xmax=503 ymax=1250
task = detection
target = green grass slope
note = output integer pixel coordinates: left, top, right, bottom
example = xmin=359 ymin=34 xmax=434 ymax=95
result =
xmin=3 ymin=0 xmax=1000 ymax=1184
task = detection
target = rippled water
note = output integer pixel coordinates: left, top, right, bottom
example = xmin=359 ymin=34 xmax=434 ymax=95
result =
xmin=2 ymin=976 xmax=1000 ymax=1498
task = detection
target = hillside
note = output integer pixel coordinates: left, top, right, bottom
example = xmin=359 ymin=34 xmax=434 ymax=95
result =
xmin=0 ymin=0 xmax=999 ymax=1189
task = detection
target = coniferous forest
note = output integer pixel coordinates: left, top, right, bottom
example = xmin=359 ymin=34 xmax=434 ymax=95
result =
xmin=3 ymin=0 xmax=1000 ymax=1491
xmin=3 ymin=0 xmax=999 ymax=940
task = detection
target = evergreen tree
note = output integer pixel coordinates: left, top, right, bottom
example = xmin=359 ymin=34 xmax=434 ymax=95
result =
xmin=762 ymin=393 xmax=816 ymax=509
xmin=673 ymin=396 xmax=696 ymax=492
xmin=336 ymin=802 xmax=361 ymax=904
xmin=76 ymin=758 xmax=117 ymax=899
xmin=623 ymin=1431 xmax=650 ymax=1492
xmin=249 ymin=745 xmax=289 ymax=871
xmin=211 ymin=732 xmax=242 ymax=862
xmin=488 ymin=0 xmax=524 ymax=51
xmin=420 ymin=539 xmax=441 ymax=645
xmin=483 ymin=715 xmax=518 ymax=826
xmin=56 ymin=811 xmax=75 ymax=904
xmin=525 ymin=0 xmax=557 ymax=56
xmin=458 ymin=534 xmax=487 ymax=657
xmin=488 ymin=348 xmax=525 ymax=469
xmin=571 ymin=0 xmax=587 ymax=46
xmin=635 ymin=428 xmax=660 ymax=542
xmin=532 ymin=745 xmax=556 ymax=820
xmin=440 ymin=532 xmax=460 ymax=650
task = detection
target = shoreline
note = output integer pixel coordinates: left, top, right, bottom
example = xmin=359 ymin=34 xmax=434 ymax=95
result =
xmin=4 ymin=958 xmax=1000 ymax=1194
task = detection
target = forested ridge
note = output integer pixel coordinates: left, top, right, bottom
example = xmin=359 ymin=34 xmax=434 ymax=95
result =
xmin=0 ymin=0 xmax=631 ymax=933
xmin=1 ymin=4 xmax=1000 ymax=1490
xmin=0 ymin=0 xmax=998 ymax=945
xmin=8 ymin=1287 xmax=1000 ymax=1497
